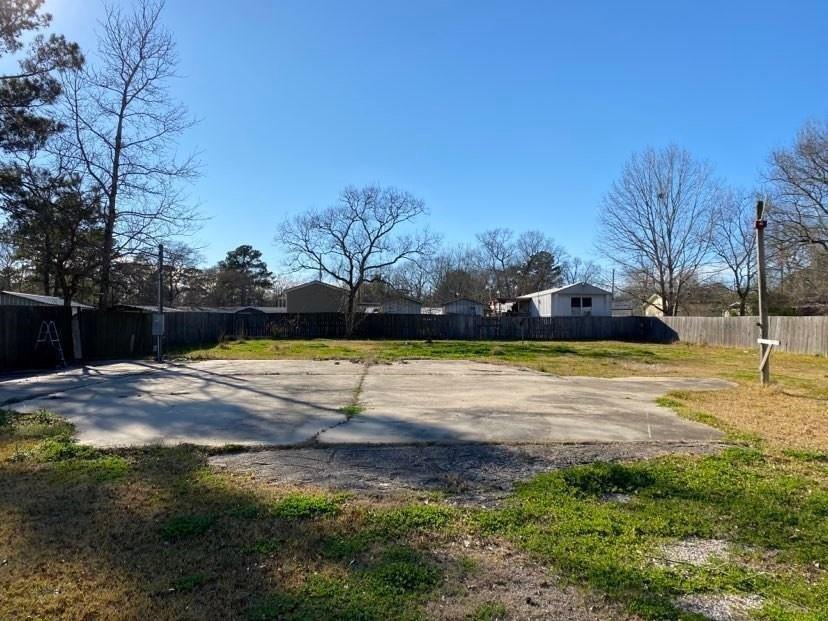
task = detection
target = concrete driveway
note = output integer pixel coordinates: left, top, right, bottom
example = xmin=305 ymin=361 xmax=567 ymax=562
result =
xmin=1 ymin=359 xmax=731 ymax=447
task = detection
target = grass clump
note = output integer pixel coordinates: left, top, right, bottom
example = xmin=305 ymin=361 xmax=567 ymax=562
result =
xmin=338 ymin=403 xmax=364 ymax=418
xmin=467 ymin=601 xmax=508 ymax=621
xmin=367 ymin=503 xmax=455 ymax=537
xmin=160 ymin=514 xmax=216 ymax=541
xmin=270 ymin=493 xmax=342 ymax=520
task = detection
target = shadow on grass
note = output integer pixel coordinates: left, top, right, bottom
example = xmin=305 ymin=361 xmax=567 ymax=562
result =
xmin=0 ymin=423 xmax=455 ymax=620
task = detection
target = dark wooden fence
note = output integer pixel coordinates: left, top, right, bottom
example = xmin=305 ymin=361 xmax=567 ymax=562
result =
xmin=77 ymin=310 xmax=154 ymax=360
xmin=1 ymin=306 xmax=825 ymax=372
xmin=0 ymin=305 xmax=74 ymax=371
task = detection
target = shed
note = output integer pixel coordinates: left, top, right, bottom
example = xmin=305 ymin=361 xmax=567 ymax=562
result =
xmin=441 ymin=298 xmax=485 ymax=316
xmin=0 ymin=290 xmax=93 ymax=310
xmin=380 ymin=296 xmax=422 ymax=314
xmin=516 ymin=283 xmax=613 ymax=317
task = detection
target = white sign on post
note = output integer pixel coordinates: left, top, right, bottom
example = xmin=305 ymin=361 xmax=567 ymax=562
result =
xmin=152 ymin=312 xmax=165 ymax=337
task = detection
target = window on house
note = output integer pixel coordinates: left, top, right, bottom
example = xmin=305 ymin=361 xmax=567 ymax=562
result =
xmin=570 ymin=296 xmax=593 ymax=316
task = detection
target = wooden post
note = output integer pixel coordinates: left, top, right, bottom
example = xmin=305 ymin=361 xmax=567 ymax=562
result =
xmin=755 ymin=200 xmax=769 ymax=385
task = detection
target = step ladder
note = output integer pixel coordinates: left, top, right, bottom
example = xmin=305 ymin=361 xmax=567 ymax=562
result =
xmin=35 ymin=320 xmax=67 ymax=369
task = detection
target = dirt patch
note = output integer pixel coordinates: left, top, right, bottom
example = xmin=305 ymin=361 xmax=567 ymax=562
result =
xmin=675 ymin=593 xmax=763 ymax=621
xmin=426 ymin=540 xmax=639 ymax=621
xmin=210 ymin=442 xmax=726 ymax=504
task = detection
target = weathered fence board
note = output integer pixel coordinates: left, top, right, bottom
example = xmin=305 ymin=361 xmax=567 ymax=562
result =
xmin=657 ymin=316 xmax=828 ymax=356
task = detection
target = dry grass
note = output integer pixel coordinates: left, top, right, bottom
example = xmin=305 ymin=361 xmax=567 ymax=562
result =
xmin=671 ymin=385 xmax=828 ymax=452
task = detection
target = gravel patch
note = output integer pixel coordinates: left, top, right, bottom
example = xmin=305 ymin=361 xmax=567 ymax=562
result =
xmin=675 ymin=593 xmax=763 ymax=621
xmin=659 ymin=538 xmax=732 ymax=567
xmin=426 ymin=540 xmax=640 ymax=620
xmin=210 ymin=442 xmax=725 ymax=504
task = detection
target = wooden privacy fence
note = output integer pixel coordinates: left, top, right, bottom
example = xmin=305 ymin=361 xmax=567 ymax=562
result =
xmin=0 ymin=305 xmax=74 ymax=371
xmin=657 ymin=316 xmax=828 ymax=356
xmin=1 ymin=307 xmax=826 ymax=372
xmin=226 ymin=313 xmax=654 ymax=341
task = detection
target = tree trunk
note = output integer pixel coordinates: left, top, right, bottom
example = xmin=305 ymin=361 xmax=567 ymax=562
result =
xmin=98 ymin=98 xmax=127 ymax=309
xmin=345 ymin=290 xmax=357 ymax=337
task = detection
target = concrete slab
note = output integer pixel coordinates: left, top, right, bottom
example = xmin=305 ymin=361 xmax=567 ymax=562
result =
xmin=6 ymin=360 xmax=361 ymax=447
xmin=318 ymin=361 xmax=731 ymax=444
xmin=3 ymin=359 xmax=731 ymax=448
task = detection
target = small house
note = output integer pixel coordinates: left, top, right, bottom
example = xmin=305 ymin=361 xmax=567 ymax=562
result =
xmin=441 ymin=298 xmax=485 ymax=316
xmin=515 ymin=283 xmax=613 ymax=317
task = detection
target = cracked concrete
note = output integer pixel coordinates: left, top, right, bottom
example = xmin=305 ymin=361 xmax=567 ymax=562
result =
xmin=1 ymin=359 xmax=731 ymax=448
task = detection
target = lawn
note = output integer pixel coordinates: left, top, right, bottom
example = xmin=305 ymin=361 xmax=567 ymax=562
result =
xmin=2 ymin=341 xmax=826 ymax=619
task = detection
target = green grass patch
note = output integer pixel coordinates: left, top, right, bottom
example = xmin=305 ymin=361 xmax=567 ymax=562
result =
xmin=52 ymin=454 xmax=130 ymax=482
xmin=0 ymin=408 xmax=75 ymax=440
xmin=367 ymin=503 xmax=455 ymax=538
xmin=270 ymin=493 xmax=343 ymax=520
xmin=475 ymin=448 xmax=828 ymax=619
xmin=783 ymin=448 xmax=828 ymax=463
xmin=247 ymin=545 xmax=440 ymax=621
xmin=160 ymin=514 xmax=216 ymax=541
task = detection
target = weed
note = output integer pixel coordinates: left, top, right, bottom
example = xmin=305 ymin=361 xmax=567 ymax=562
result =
xmin=338 ymin=404 xmax=364 ymax=418
xmin=467 ymin=601 xmax=508 ymax=621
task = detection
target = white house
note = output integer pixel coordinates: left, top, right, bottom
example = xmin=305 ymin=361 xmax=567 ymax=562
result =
xmin=515 ymin=283 xmax=613 ymax=317
xmin=441 ymin=297 xmax=485 ymax=316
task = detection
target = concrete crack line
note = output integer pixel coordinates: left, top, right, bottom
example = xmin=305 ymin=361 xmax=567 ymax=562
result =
xmin=299 ymin=362 xmax=372 ymax=446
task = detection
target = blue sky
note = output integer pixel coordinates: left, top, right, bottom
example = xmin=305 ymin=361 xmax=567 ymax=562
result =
xmin=49 ymin=0 xmax=827 ymax=269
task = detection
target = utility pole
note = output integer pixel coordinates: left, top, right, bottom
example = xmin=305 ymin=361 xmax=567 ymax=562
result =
xmin=755 ymin=200 xmax=770 ymax=385
xmin=156 ymin=243 xmax=164 ymax=362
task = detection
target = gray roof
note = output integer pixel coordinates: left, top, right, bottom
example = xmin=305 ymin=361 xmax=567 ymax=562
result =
xmin=517 ymin=282 xmax=612 ymax=299
xmin=285 ymin=280 xmax=346 ymax=294
xmin=110 ymin=304 xmax=182 ymax=313
xmin=441 ymin=297 xmax=484 ymax=306
xmin=1 ymin=290 xmax=94 ymax=309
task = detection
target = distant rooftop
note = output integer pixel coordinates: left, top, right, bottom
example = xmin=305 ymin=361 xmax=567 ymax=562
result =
xmin=0 ymin=290 xmax=94 ymax=309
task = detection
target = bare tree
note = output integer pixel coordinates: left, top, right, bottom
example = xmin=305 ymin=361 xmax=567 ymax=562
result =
xmin=60 ymin=0 xmax=198 ymax=307
xmin=561 ymin=256 xmax=604 ymax=286
xmin=711 ymin=190 xmax=756 ymax=315
xmin=278 ymin=185 xmax=437 ymax=335
xmin=767 ymin=120 xmax=827 ymax=250
xmin=598 ymin=145 xmax=718 ymax=316
xmin=476 ymin=228 xmax=515 ymax=295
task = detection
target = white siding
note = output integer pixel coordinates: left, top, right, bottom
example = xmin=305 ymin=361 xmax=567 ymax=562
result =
xmin=442 ymin=299 xmax=484 ymax=316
